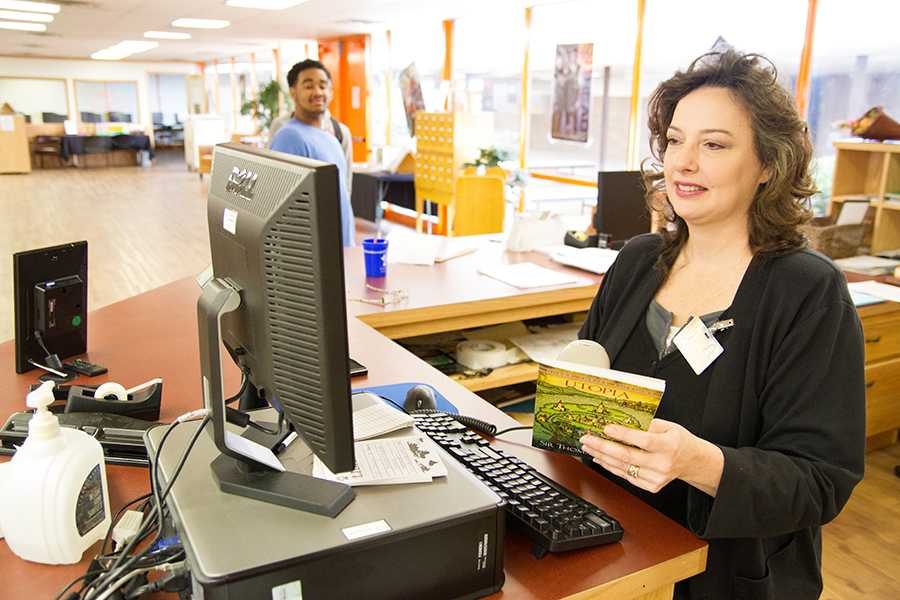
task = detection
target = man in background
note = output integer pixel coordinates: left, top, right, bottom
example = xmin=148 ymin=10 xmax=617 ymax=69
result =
xmin=270 ymin=59 xmax=354 ymax=246
xmin=269 ymin=60 xmax=353 ymax=195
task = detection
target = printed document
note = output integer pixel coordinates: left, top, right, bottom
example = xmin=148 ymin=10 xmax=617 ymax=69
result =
xmin=312 ymin=435 xmax=447 ymax=486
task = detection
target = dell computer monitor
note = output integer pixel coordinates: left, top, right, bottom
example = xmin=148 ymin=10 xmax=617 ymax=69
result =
xmin=198 ymin=143 xmax=355 ymax=516
xmin=594 ymin=171 xmax=651 ymax=247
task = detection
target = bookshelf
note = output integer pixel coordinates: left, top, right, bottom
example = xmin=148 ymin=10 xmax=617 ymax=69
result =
xmin=829 ymin=140 xmax=900 ymax=253
xmin=0 ymin=113 xmax=31 ymax=174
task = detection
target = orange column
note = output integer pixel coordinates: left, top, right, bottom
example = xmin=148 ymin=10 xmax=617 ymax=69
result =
xmin=795 ymin=0 xmax=819 ymax=119
xmin=318 ymin=39 xmax=342 ymax=119
xmin=626 ymin=0 xmax=646 ymax=170
xmin=319 ymin=35 xmax=370 ymax=162
xmin=344 ymin=35 xmax=369 ymax=162
xmin=442 ymin=19 xmax=454 ymax=111
xmin=272 ymin=47 xmax=284 ymax=115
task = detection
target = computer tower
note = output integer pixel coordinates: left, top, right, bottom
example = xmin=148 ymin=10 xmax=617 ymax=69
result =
xmin=147 ymin=411 xmax=506 ymax=600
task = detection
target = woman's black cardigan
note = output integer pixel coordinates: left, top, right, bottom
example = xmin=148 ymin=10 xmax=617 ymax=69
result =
xmin=578 ymin=233 xmax=866 ymax=600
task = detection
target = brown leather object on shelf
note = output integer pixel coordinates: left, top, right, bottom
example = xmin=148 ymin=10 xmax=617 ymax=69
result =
xmin=851 ymin=107 xmax=900 ymax=141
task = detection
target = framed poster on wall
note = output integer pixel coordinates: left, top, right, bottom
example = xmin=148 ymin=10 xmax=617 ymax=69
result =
xmin=399 ymin=62 xmax=426 ymax=136
xmin=551 ymin=43 xmax=593 ymax=143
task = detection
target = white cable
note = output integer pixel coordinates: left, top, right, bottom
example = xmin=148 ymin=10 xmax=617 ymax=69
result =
xmin=92 ymin=566 xmax=153 ymax=600
xmin=111 ymin=510 xmax=144 ymax=552
xmin=176 ymin=408 xmax=212 ymax=423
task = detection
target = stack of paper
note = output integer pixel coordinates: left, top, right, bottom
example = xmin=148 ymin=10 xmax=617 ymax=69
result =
xmin=835 ymin=255 xmax=900 ymax=276
xmin=548 ymin=246 xmax=619 ymax=275
xmin=353 ymin=400 xmax=414 ymax=441
xmin=847 ymin=280 xmax=900 ymax=303
xmin=478 ymin=262 xmax=583 ymax=289
xmin=386 ymin=230 xmax=480 ymax=266
xmin=312 ymin=435 xmax=447 ymax=486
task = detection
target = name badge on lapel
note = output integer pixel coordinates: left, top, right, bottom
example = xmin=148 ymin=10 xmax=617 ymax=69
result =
xmin=672 ymin=316 xmax=725 ymax=375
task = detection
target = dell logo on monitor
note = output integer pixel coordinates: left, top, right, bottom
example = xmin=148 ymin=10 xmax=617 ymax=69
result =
xmin=226 ymin=166 xmax=258 ymax=199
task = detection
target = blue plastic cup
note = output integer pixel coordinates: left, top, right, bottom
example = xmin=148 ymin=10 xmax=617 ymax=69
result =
xmin=362 ymin=238 xmax=389 ymax=278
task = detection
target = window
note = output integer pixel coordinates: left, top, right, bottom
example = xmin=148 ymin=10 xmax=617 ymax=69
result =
xmin=453 ymin=7 xmax=526 ymax=163
xmin=807 ymin=0 xmax=900 ymax=203
xmin=529 ymin=0 xmax=638 ymax=175
xmin=638 ymin=0 xmax=807 ymax=167
xmin=388 ymin=21 xmax=444 ymax=146
xmin=0 ymin=77 xmax=68 ymax=124
xmin=74 ymin=80 xmax=139 ymax=124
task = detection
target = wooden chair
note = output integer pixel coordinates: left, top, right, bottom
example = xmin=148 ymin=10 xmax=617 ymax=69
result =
xmin=198 ymin=145 xmax=213 ymax=181
xmin=452 ymin=174 xmax=506 ymax=236
xmin=31 ymin=135 xmax=62 ymax=168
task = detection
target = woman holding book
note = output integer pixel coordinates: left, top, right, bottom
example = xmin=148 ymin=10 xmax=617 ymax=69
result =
xmin=578 ymin=50 xmax=865 ymax=600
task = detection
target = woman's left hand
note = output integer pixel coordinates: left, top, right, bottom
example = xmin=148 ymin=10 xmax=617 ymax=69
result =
xmin=580 ymin=419 xmax=724 ymax=496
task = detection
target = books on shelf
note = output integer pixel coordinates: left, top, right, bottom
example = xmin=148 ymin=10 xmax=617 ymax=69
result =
xmin=531 ymin=360 xmax=665 ymax=457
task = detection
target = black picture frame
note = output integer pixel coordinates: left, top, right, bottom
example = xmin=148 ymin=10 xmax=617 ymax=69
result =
xmin=13 ymin=241 xmax=88 ymax=374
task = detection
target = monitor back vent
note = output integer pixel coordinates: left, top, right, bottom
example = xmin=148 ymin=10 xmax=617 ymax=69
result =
xmin=262 ymin=193 xmax=328 ymax=455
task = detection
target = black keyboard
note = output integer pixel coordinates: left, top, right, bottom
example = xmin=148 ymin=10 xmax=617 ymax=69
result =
xmin=412 ymin=411 xmax=624 ymax=558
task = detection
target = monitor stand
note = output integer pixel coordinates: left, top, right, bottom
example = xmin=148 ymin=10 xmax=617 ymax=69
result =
xmin=234 ymin=379 xmax=294 ymax=452
xmin=198 ymin=277 xmax=355 ymax=518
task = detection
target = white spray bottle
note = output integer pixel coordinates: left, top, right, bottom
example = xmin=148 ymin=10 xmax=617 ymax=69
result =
xmin=0 ymin=381 xmax=111 ymax=564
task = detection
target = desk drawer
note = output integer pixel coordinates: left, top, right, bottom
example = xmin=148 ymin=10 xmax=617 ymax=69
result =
xmin=865 ymin=356 xmax=900 ymax=436
xmin=862 ymin=311 xmax=900 ymax=364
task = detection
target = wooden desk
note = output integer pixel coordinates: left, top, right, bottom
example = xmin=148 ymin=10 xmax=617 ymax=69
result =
xmin=346 ymin=242 xmax=602 ymax=340
xmin=846 ymin=273 xmax=900 ymax=449
xmin=0 ymin=278 xmax=706 ymax=599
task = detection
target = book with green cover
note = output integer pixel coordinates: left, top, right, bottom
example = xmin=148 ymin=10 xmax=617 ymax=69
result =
xmin=531 ymin=360 xmax=665 ymax=457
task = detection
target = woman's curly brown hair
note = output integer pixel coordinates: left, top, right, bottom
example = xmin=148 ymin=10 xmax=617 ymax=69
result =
xmin=643 ymin=50 xmax=816 ymax=275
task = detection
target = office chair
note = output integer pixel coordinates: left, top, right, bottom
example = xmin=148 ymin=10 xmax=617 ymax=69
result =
xmin=41 ymin=112 xmax=67 ymax=123
xmin=453 ymin=174 xmax=505 ymax=236
xmin=106 ymin=112 xmax=133 ymax=123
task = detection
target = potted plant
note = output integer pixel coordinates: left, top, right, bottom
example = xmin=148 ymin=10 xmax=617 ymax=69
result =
xmin=240 ymin=80 xmax=292 ymax=133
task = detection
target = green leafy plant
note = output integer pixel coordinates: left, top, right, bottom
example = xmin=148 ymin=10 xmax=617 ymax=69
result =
xmin=463 ymin=146 xmax=510 ymax=168
xmin=240 ymin=80 xmax=291 ymax=132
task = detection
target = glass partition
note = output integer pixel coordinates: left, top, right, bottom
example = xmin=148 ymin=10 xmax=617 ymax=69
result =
xmin=0 ymin=77 xmax=68 ymax=124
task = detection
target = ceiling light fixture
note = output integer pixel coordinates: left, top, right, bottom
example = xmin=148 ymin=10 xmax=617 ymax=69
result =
xmin=172 ymin=18 xmax=230 ymax=29
xmin=0 ymin=9 xmax=53 ymax=21
xmin=91 ymin=40 xmax=158 ymax=61
xmin=0 ymin=1 xmax=60 ymax=14
xmin=0 ymin=19 xmax=45 ymax=30
xmin=224 ymin=0 xmax=308 ymax=9
xmin=144 ymin=30 xmax=191 ymax=40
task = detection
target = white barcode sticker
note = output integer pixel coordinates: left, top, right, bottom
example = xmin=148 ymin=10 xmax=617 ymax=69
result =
xmin=271 ymin=580 xmax=302 ymax=600
xmin=342 ymin=519 xmax=391 ymax=541
xmin=223 ymin=208 xmax=238 ymax=234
